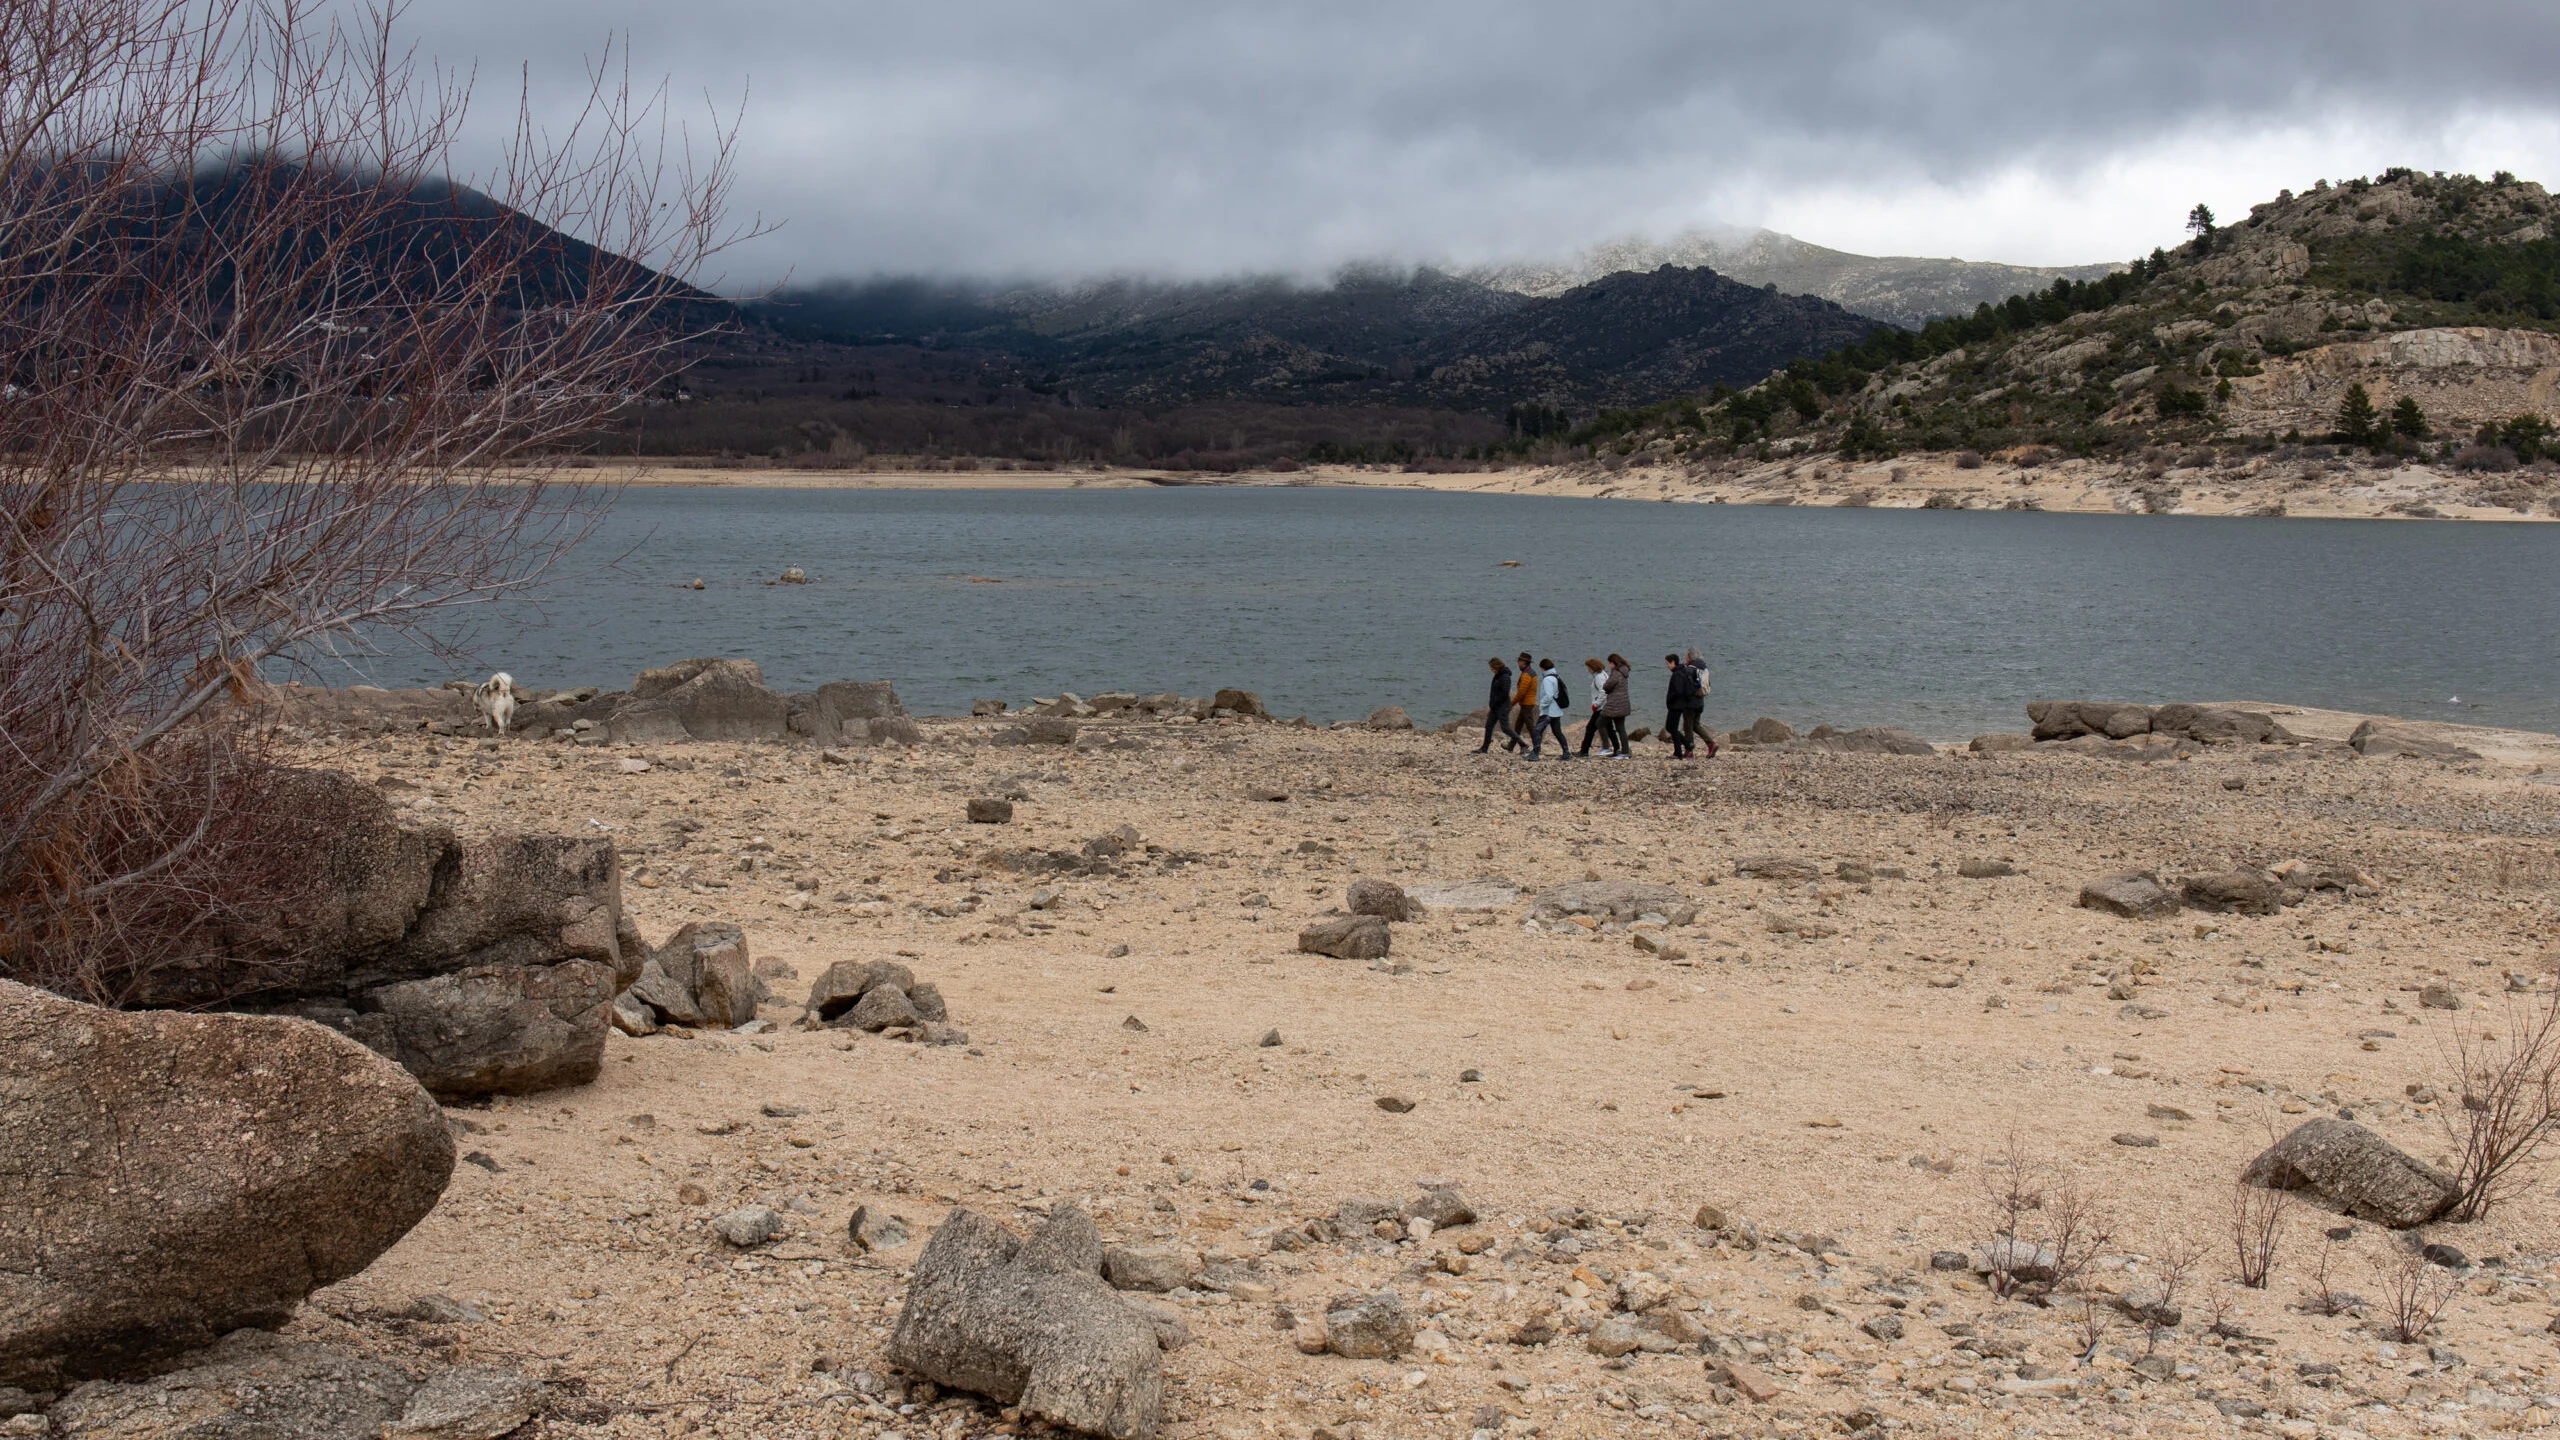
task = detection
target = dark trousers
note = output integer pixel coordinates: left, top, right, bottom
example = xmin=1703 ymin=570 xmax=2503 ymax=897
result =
xmin=1479 ymin=703 xmax=1519 ymax=751
xmin=1674 ymin=707 xmax=1713 ymax=756
xmin=1528 ymin=715 xmax=1569 ymax=754
xmin=1578 ymin=711 xmax=1607 ymax=755
xmin=1667 ymin=706 xmax=1697 ymax=756
xmin=1581 ymin=714 xmax=1624 ymax=755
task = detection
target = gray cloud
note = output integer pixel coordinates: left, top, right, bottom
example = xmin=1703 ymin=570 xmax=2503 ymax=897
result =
xmin=396 ymin=1 xmax=2560 ymax=288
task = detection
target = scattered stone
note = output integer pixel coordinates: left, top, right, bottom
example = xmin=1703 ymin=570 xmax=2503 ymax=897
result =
xmin=0 ymin=981 xmax=453 ymax=1389
xmin=1401 ymin=879 xmax=1521 ymax=909
xmin=1861 ymin=1313 xmax=1904 ymax=1342
xmin=2419 ymin=982 xmax=2462 ymax=1011
xmin=1346 ymin=878 xmax=1424 ymax=922
xmin=713 ymin=1205 xmax=783 ymax=1248
xmin=2182 ymin=868 xmax=2285 ymax=916
xmin=1258 ymin=1029 xmax=1282 ymax=1047
xmin=849 ymin=984 xmax=923 ymax=1032
xmin=849 ymin=1206 xmax=911 ymax=1252
xmin=2241 ymin=1119 xmax=2460 ymax=1228
xmin=1246 ymin=787 xmax=1288 ymax=803
xmin=886 ymin=1207 xmax=1162 ymax=1440
xmin=1298 ymin=915 xmax=1390 ymax=959
xmin=1102 ymin=1245 xmax=1198 ymax=1294
xmin=1374 ymin=1094 xmax=1416 ymax=1114
xmin=1323 ymin=1293 xmax=1415 ymax=1360
xmin=625 ymin=921 xmax=757 ymax=1031
xmin=1585 ymin=1316 xmax=1644 ymax=1357
xmin=1365 ymin=706 xmax=1414 ymax=731
xmin=1405 ymin=1188 xmax=1476 ymax=1229
xmin=2421 ymin=1243 xmax=2469 ymax=1269
xmin=2078 ymin=871 xmax=2181 ymax=920
xmin=1969 ymin=733 xmax=2033 ymax=753
xmin=2147 ymin=1104 xmax=2195 ymax=1122
xmin=42 ymin=1330 xmax=417 ymax=1439
xmin=2112 ymin=1132 xmax=2160 ymax=1148
xmin=401 ymin=1295 xmax=488 ymax=1325
xmin=1928 ymin=1251 xmax=1969 ymax=1272
xmin=1979 ymin=1237 xmax=2059 ymax=1284
xmin=1121 ymin=1015 xmax=1149 ymax=1033
xmin=1732 ymin=856 xmax=1820 ymax=882
xmin=967 ymin=799 xmax=1015 ymax=824
xmin=1535 ymin=880 xmax=1697 ymax=925
xmin=380 ymin=1368 xmax=546 ymax=1440
xmin=1712 ymin=1360 xmax=1783 ymax=1403
xmin=1957 ymin=857 xmax=2017 ymax=879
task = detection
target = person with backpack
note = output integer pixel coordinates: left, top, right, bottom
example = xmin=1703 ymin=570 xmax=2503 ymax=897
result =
xmin=1476 ymin=656 xmax=1521 ymax=754
xmin=1600 ymin=654 xmax=1634 ymax=757
xmin=1528 ymin=658 xmax=1572 ymax=759
xmin=1575 ymin=657 xmax=1609 ymax=757
xmin=1664 ymin=653 xmax=1703 ymax=758
xmin=1682 ymin=648 xmax=1718 ymax=758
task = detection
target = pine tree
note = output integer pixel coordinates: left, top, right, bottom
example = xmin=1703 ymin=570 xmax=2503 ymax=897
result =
xmin=2336 ymin=383 xmax=2381 ymax=446
xmin=2389 ymin=396 xmax=2429 ymax=440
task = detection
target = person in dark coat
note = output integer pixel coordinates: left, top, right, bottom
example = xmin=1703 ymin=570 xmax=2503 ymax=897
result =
xmin=1663 ymin=653 xmax=1702 ymax=758
xmin=1476 ymin=656 xmax=1521 ymax=753
xmin=1599 ymin=654 xmax=1633 ymax=758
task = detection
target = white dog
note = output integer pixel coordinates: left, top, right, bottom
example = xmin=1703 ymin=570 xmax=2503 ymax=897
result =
xmin=474 ymin=671 xmax=518 ymax=734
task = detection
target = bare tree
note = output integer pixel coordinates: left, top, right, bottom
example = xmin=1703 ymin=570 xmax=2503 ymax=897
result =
xmin=2373 ymin=1248 xmax=2456 ymax=1344
xmin=2229 ymin=1181 xmax=2289 ymax=1289
xmin=2437 ymin=988 xmax=2560 ymax=1221
xmin=0 ymin=0 xmax=750 ymax=1001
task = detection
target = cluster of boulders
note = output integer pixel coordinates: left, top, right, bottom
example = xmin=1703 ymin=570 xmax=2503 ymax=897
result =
xmin=2080 ymin=858 xmax=2377 ymax=920
xmin=1296 ymin=878 xmax=1427 ymax=959
xmin=980 ymin=688 xmax=1317 ymax=747
xmin=800 ymin=959 xmax=967 ymax=1046
xmin=1719 ymin=717 xmax=1938 ymax=755
xmin=268 ymin=659 xmax=920 ymax=749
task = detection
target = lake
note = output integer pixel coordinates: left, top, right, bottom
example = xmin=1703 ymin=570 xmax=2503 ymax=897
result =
xmin=334 ymin=485 xmax=2560 ymax=739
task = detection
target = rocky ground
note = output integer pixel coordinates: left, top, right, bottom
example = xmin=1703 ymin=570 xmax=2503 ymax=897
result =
xmin=250 ymin=708 xmax=2560 ymax=1440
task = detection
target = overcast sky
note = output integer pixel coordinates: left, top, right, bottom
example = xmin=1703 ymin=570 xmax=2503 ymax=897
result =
xmin=399 ymin=1 xmax=2560 ymax=290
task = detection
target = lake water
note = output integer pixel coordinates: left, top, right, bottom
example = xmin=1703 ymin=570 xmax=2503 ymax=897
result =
xmin=335 ymin=485 xmax=2560 ymax=740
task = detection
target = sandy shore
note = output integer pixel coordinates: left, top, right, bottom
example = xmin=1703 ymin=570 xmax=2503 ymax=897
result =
xmin=262 ymin=700 xmax=2560 ymax=1440
xmin=579 ymin=456 xmax=2558 ymax=522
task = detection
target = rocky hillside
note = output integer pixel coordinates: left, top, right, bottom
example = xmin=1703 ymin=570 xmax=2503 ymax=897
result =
xmin=1562 ymin=170 xmax=2560 ymax=515
xmin=1471 ymin=227 xmax=2122 ymax=328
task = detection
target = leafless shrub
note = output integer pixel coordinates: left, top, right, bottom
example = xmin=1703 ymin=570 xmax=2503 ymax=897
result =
xmin=2070 ymin=1295 xmax=2113 ymax=1357
xmin=0 ymin=0 xmax=750 ymax=998
xmin=1953 ymin=450 xmax=1983 ymax=470
xmin=2373 ymin=1248 xmax=2456 ymax=1343
xmin=2230 ymin=1181 xmax=2289 ymax=1288
xmin=2299 ymin=1239 xmax=2365 ymax=1317
xmin=2436 ymin=989 xmax=2560 ymax=1221
xmin=1979 ymin=1138 xmax=2114 ymax=1299
xmin=2453 ymin=445 xmax=2518 ymax=473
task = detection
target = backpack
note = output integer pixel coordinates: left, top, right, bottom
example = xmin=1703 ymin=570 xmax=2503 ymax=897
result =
xmin=1546 ymin=671 xmax=1570 ymax=709
xmin=1691 ymin=663 xmax=1711 ymax=696
xmin=1669 ymin=665 xmax=1700 ymax=706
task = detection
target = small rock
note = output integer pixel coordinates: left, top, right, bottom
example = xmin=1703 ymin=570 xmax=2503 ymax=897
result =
xmin=761 ymin=1101 xmax=804 ymax=1118
xmin=966 ymin=799 xmax=1015 ymax=824
xmin=1928 ymin=1251 xmax=1970 ymax=1272
xmin=381 ymin=1369 xmax=544 ymax=1440
xmin=2079 ymin=871 xmax=2180 ymax=920
xmin=1860 ymin=1313 xmax=1904 ymax=1342
xmin=1693 ymin=1203 xmax=1728 ymax=1230
xmin=1102 ymin=1244 xmax=1198 ymax=1294
xmin=713 ymin=1205 xmax=782 ymax=1248
xmin=1585 ymin=1316 xmax=1645 ymax=1357
xmin=676 ymin=1181 xmax=709 ymax=1206
xmin=401 ymin=1294 xmax=489 ymax=1324
xmin=1325 ymin=1292 xmax=1415 ymax=1359
xmin=2422 ymin=1243 xmax=2469 ymax=1269
xmin=2111 ymin=1132 xmax=2160 ymax=1148
xmin=1957 ymin=857 xmax=2016 ymax=879
xmin=849 ymin=1205 xmax=910 ymax=1252
xmin=2146 ymin=1104 xmax=2195 ymax=1121
xmin=1374 ymin=1094 xmax=1416 ymax=1114
xmin=2419 ymin=982 xmax=2462 ymax=1011
xmin=1346 ymin=878 xmax=1424 ymax=922
xmin=1258 ymin=1029 xmax=1282 ymax=1047
xmin=1298 ymin=915 xmax=1390 ymax=959
xmin=1405 ymin=1188 xmax=1476 ymax=1229
xmin=1713 ymin=1360 xmax=1783 ymax=1403
xmin=1121 ymin=1015 xmax=1149 ymax=1033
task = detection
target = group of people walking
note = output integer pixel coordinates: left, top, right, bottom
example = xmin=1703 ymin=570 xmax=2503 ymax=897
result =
xmin=1477 ymin=650 xmax=1716 ymax=761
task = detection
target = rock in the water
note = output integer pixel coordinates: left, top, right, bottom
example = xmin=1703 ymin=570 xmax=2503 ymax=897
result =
xmin=1739 ymin=717 xmax=1795 ymax=745
xmin=886 ymin=1207 xmax=1163 ymax=1440
xmin=1298 ymin=915 xmax=1390 ymax=960
xmin=0 ymin=982 xmax=453 ymax=1388
xmin=1102 ymin=1245 xmax=1197 ymax=1294
xmin=1212 ymin=689 xmax=1267 ymax=719
xmin=2078 ymin=871 xmax=2181 ymax=920
xmin=1533 ymin=880 xmax=1697 ymax=926
xmin=2182 ymin=868 xmax=2286 ymax=916
xmin=2348 ymin=720 xmax=2479 ymax=761
xmin=967 ymin=799 xmax=1015 ymax=824
xmin=849 ymin=1206 xmax=911 ymax=1252
xmin=1345 ymin=878 xmax=1423 ymax=922
xmin=1323 ymin=1292 xmax=1415 ymax=1359
xmin=2241 ymin=1119 xmax=2460 ymax=1228
xmin=1365 ymin=706 xmax=1413 ymax=731
xmin=712 ymin=1206 xmax=782 ymax=1248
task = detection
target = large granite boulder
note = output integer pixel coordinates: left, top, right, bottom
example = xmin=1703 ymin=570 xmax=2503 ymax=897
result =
xmin=0 ymin=982 xmax=453 ymax=1388
xmin=2348 ymin=720 xmax=2480 ymax=761
xmin=887 ymin=1207 xmax=1164 ymax=1440
xmin=2242 ymin=1119 xmax=2460 ymax=1228
xmin=113 ymin=772 xmax=635 ymax=1102
xmin=606 ymin=658 xmax=790 ymax=743
xmin=2078 ymin=871 xmax=2181 ymax=920
xmin=790 ymin=679 xmax=920 ymax=746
